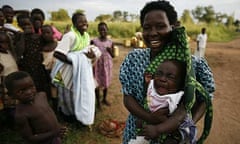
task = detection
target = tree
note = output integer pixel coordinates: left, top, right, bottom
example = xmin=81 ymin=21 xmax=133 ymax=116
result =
xmin=215 ymin=12 xmax=228 ymax=24
xmin=95 ymin=14 xmax=112 ymax=22
xmin=123 ymin=11 xmax=128 ymax=22
xmin=50 ymin=9 xmax=70 ymax=21
xmin=113 ymin=10 xmax=122 ymax=21
xmin=75 ymin=9 xmax=85 ymax=14
xmin=181 ymin=10 xmax=194 ymax=24
xmin=192 ymin=5 xmax=216 ymax=24
xmin=192 ymin=6 xmax=204 ymax=22
xmin=226 ymin=15 xmax=234 ymax=27
xmin=234 ymin=19 xmax=240 ymax=31
xmin=202 ymin=6 xmax=216 ymax=23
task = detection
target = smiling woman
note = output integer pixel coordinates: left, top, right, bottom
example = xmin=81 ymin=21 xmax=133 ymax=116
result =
xmin=119 ymin=0 xmax=214 ymax=144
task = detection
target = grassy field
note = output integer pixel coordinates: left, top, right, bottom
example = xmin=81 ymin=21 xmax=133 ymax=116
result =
xmin=47 ymin=20 xmax=239 ymax=42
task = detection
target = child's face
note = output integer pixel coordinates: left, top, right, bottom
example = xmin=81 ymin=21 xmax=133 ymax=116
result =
xmin=0 ymin=33 xmax=10 ymax=50
xmin=74 ymin=15 xmax=88 ymax=34
xmin=153 ymin=61 xmax=182 ymax=95
xmin=31 ymin=14 xmax=44 ymax=30
xmin=12 ymin=76 xmax=37 ymax=104
xmin=42 ymin=26 xmax=54 ymax=41
xmin=3 ymin=7 xmax=14 ymax=23
xmin=19 ymin=18 xmax=33 ymax=34
xmin=98 ymin=25 xmax=107 ymax=38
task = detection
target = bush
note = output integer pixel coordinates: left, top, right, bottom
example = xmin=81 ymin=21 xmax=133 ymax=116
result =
xmin=48 ymin=20 xmax=239 ymax=42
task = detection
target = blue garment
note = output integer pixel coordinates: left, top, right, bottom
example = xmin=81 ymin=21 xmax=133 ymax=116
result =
xmin=119 ymin=48 xmax=215 ymax=144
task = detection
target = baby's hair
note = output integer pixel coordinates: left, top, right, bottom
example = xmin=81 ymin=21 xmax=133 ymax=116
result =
xmin=140 ymin=0 xmax=177 ymax=26
xmin=98 ymin=22 xmax=108 ymax=30
xmin=4 ymin=71 xmax=30 ymax=94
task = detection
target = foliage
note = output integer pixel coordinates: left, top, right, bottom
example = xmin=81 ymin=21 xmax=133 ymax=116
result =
xmin=50 ymin=9 xmax=70 ymax=21
xmin=191 ymin=5 xmax=228 ymax=24
xmin=113 ymin=10 xmax=122 ymax=21
xmin=183 ymin=23 xmax=239 ymax=42
xmin=226 ymin=15 xmax=234 ymax=27
xmin=74 ymin=9 xmax=85 ymax=14
xmin=49 ymin=20 xmax=239 ymax=42
xmin=95 ymin=14 xmax=113 ymax=22
xmin=181 ymin=10 xmax=194 ymax=24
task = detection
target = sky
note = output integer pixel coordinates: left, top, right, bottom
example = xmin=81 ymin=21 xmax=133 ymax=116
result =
xmin=1 ymin=0 xmax=240 ymax=21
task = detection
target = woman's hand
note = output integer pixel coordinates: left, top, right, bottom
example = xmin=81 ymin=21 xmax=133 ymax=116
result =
xmin=142 ymin=124 xmax=159 ymax=140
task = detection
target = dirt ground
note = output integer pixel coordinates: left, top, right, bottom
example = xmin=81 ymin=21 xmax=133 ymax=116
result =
xmin=103 ymin=37 xmax=240 ymax=144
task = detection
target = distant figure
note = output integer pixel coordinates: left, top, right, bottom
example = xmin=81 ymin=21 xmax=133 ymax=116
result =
xmin=4 ymin=71 xmax=67 ymax=144
xmin=195 ymin=28 xmax=207 ymax=58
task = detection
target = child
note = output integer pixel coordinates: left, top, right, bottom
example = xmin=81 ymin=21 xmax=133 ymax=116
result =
xmin=0 ymin=31 xmax=18 ymax=127
xmin=4 ymin=71 xmax=67 ymax=144
xmin=14 ymin=15 xmax=51 ymax=98
xmin=135 ymin=60 xmax=197 ymax=144
xmin=41 ymin=24 xmax=58 ymax=111
xmin=91 ymin=22 xmax=114 ymax=109
xmin=41 ymin=24 xmax=57 ymax=71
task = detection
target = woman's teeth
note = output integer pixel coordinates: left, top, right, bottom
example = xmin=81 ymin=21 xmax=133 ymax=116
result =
xmin=150 ymin=41 xmax=160 ymax=46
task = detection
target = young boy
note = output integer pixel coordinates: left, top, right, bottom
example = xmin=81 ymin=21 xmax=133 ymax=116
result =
xmin=4 ymin=71 xmax=67 ymax=144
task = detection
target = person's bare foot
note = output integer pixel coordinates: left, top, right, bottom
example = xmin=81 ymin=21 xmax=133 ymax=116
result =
xmin=102 ymin=100 xmax=111 ymax=106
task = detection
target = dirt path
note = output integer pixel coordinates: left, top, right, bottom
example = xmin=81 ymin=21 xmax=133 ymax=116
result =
xmin=103 ymin=38 xmax=240 ymax=144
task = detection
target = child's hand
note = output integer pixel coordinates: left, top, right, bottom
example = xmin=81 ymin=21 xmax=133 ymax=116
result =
xmin=106 ymin=47 xmax=111 ymax=52
xmin=85 ymin=48 xmax=96 ymax=59
xmin=58 ymin=126 xmax=68 ymax=138
xmin=142 ymin=124 xmax=159 ymax=140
